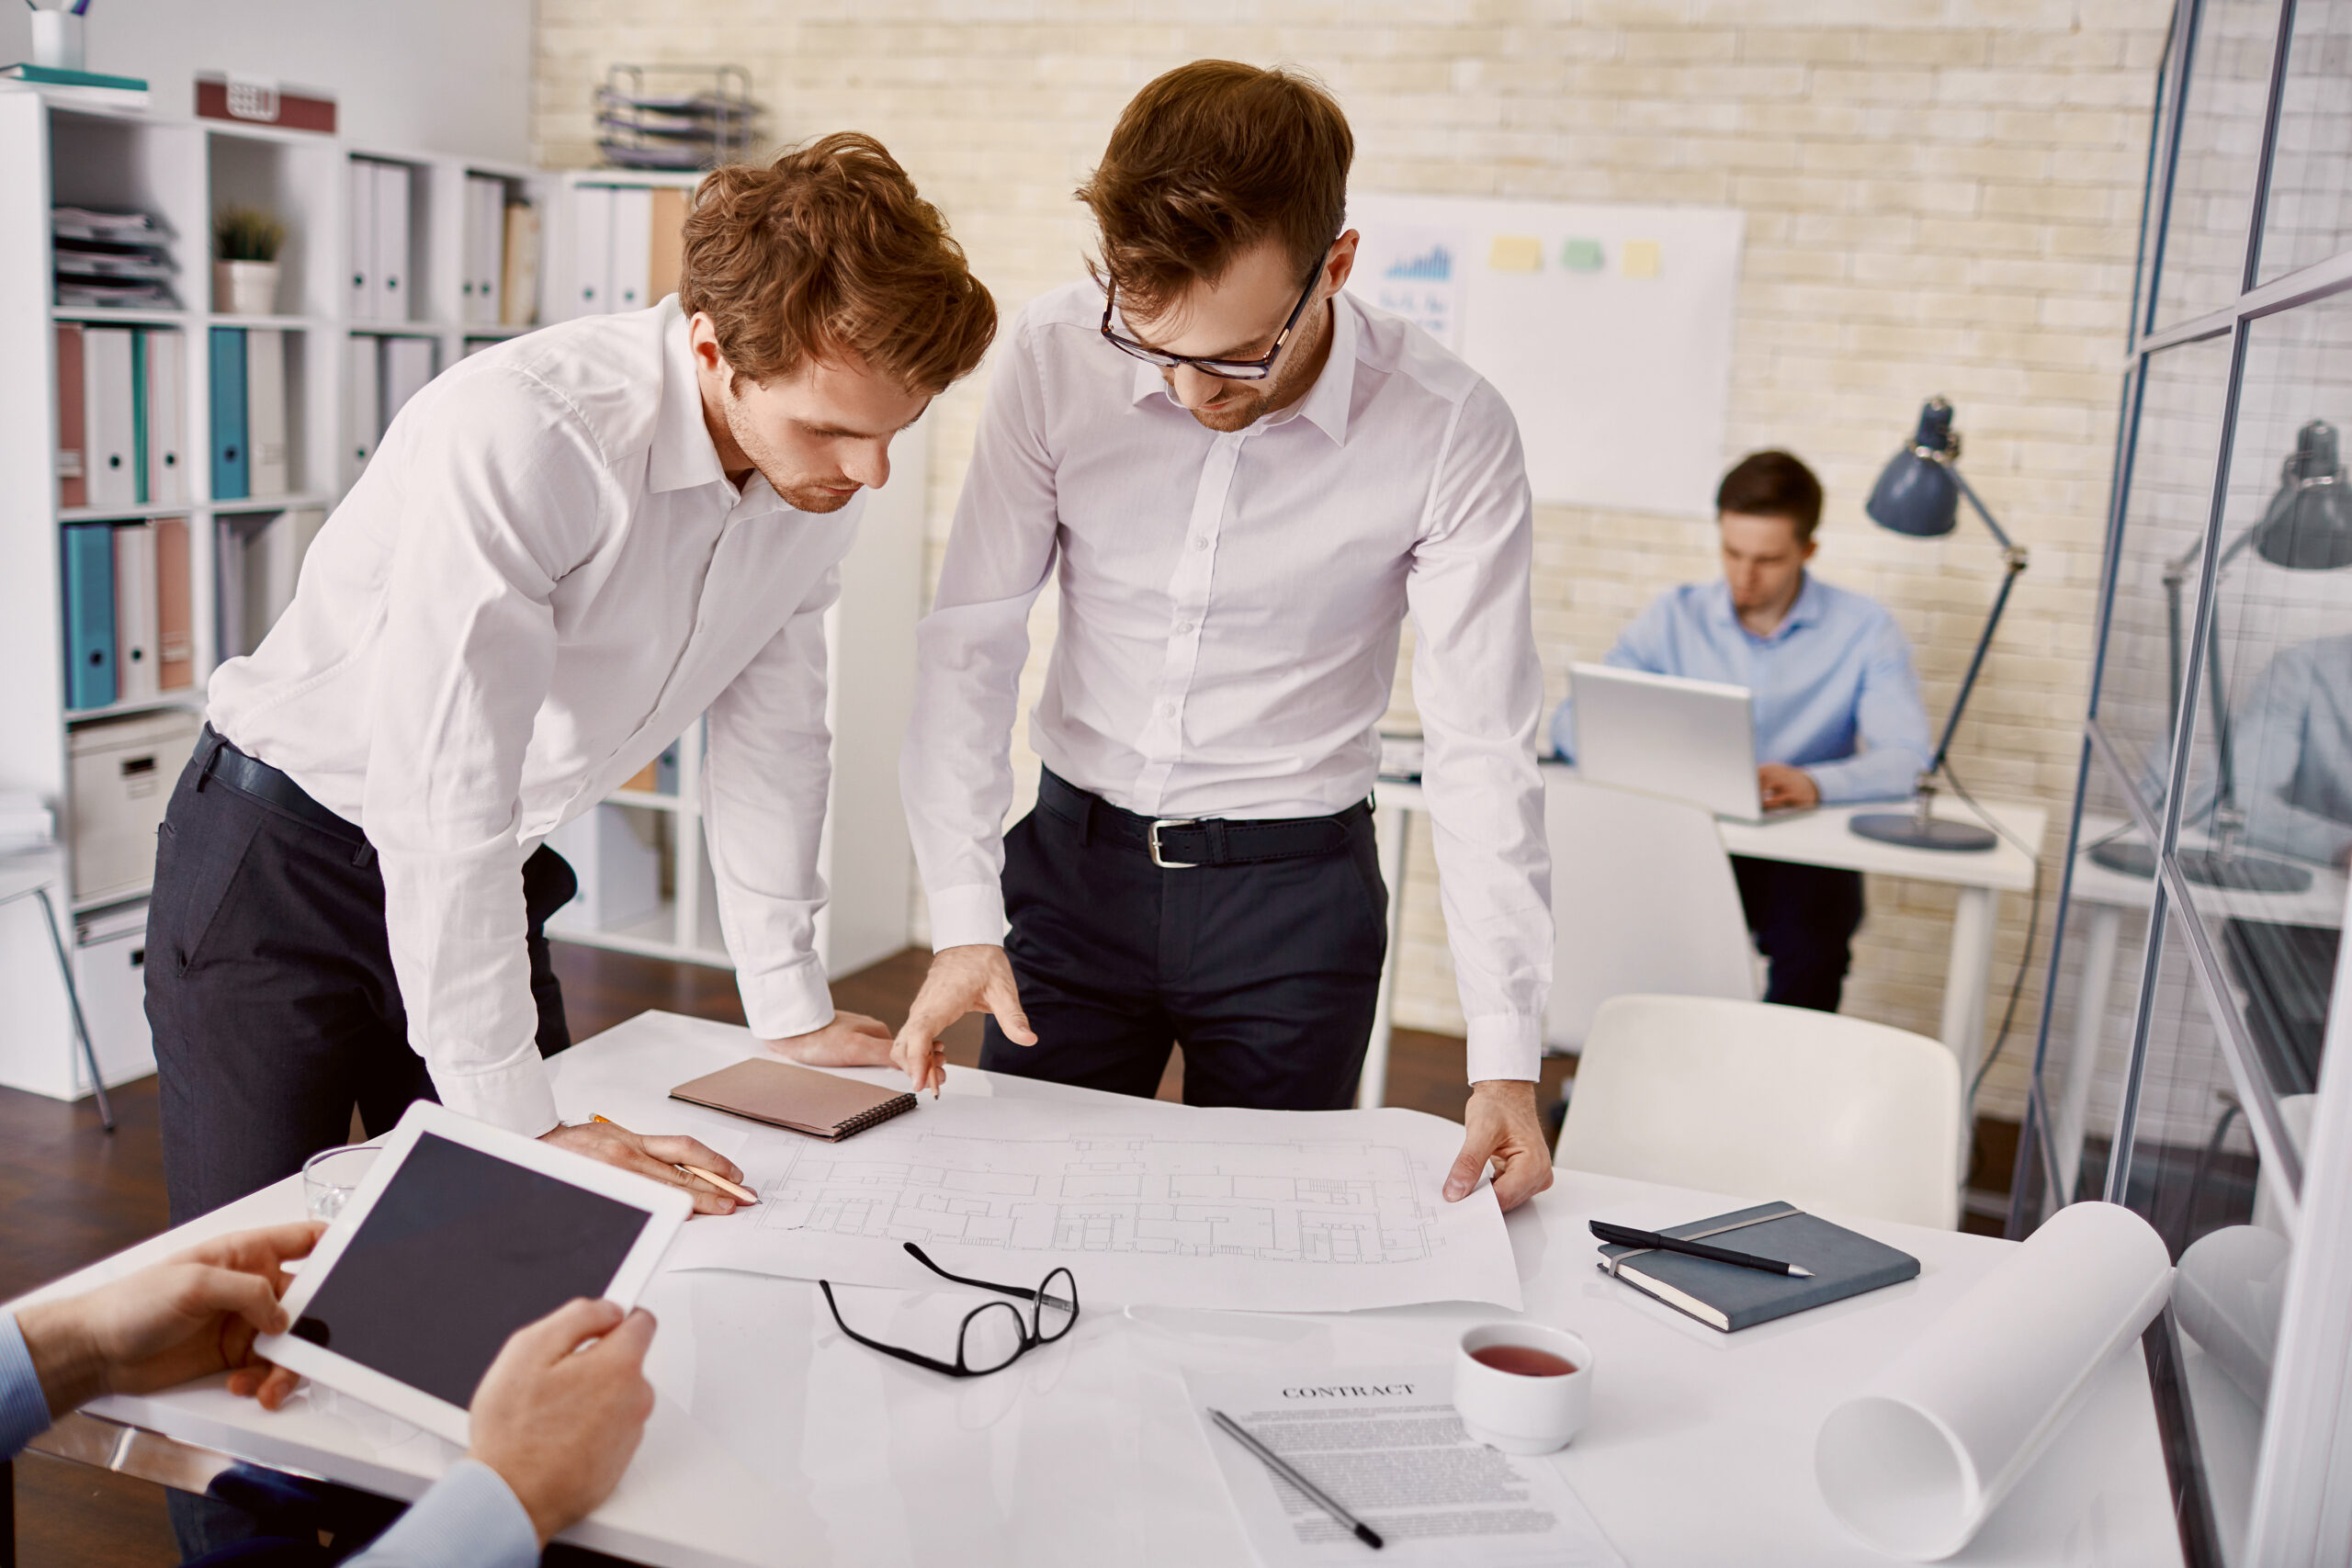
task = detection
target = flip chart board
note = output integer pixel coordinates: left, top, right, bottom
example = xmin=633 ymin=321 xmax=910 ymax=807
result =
xmin=1347 ymin=194 xmax=1745 ymax=517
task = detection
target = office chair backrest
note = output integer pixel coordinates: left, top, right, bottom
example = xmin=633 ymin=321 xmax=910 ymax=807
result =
xmin=1558 ymin=994 xmax=1963 ymax=1229
xmin=1544 ymin=773 xmax=1756 ymax=1051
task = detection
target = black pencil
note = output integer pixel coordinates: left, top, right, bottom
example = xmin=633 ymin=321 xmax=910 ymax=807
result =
xmin=1591 ymin=1219 xmax=1814 ymax=1278
xmin=1209 ymin=1408 xmax=1384 ymax=1550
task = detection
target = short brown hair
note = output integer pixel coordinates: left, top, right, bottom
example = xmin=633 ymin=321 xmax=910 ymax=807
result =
xmin=1716 ymin=450 xmax=1825 ymax=542
xmin=1078 ymin=61 xmax=1353 ymax=317
xmin=681 ymin=131 xmax=996 ymax=397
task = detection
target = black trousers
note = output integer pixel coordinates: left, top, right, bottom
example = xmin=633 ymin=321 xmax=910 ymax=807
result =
xmin=978 ymin=772 xmax=1388 ymax=1111
xmin=146 ymin=733 xmax=575 ymax=1229
xmin=1730 ymin=854 xmax=1866 ymax=1012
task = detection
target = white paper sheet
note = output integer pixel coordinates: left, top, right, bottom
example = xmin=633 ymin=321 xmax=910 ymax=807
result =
xmin=1813 ymin=1201 xmax=2174 ymax=1561
xmin=1184 ymin=1364 xmax=1623 ymax=1567
xmin=658 ymin=1092 xmax=1522 ymax=1313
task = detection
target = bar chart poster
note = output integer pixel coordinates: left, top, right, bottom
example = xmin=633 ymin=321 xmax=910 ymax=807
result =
xmin=1347 ymin=195 xmax=1745 ymax=517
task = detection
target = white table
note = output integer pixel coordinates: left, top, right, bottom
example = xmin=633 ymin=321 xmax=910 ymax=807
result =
xmin=1363 ymin=765 xmax=2047 ymax=1108
xmin=11 ymin=1012 xmax=2178 ymax=1566
xmin=2055 ymin=814 xmax=2347 ymax=1201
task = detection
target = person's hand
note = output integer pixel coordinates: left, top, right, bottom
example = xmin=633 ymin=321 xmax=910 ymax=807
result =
xmin=890 ymin=944 xmax=1035 ymax=1094
xmin=466 ymin=1298 xmax=658 ymax=1546
xmin=541 ymin=1120 xmax=745 ymax=1216
xmin=16 ymin=1221 xmax=326 ymax=1418
xmin=764 ymin=1010 xmax=894 ymax=1067
xmin=1442 ymin=1081 xmax=1555 ymax=1213
xmin=1758 ymin=762 xmax=1820 ymax=810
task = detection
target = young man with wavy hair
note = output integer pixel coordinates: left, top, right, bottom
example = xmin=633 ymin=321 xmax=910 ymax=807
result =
xmin=151 ymin=134 xmax=995 ymax=1235
xmin=893 ymin=63 xmax=1556 ymax=1212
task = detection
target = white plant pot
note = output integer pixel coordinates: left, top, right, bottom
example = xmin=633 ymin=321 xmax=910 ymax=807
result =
xmin=214 ymin=260 xmax=280 ymax=316
xmin=29 ymin=12 xmax=86 ymax=72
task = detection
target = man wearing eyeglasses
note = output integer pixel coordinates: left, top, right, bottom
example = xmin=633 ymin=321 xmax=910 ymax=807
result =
xmin=888 ymin=61 xmax=1555 ymax=1213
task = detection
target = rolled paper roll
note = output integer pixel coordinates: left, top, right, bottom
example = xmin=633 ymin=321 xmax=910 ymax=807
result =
xmin=1814 ymin=1201 xmax=2173 ymax=1561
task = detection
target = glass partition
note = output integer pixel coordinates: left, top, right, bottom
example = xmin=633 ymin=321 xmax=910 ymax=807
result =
xmin=2150 ymin=0 xmax=2282 ymax=330
xmin=2256 ymin=0 xmax=2352 ymax=284
xmin=2093 ymin=331 xmax=2237 ymax=808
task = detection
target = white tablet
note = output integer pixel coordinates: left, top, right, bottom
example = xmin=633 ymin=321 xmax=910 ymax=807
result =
xmin=254 ymin=1100 xmax=690 ymax=1447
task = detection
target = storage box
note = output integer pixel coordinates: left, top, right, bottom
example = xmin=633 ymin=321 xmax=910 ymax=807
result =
xmin=70 ymin=708 xmax=200 ymax=905
xmin=72 ymin=900 xmax=155 ymax=1089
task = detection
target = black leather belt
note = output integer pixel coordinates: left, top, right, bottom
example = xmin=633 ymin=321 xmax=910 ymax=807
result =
xmin=196 ymin=725 xmax=365 ymax=841
xmin=1036 ymin=767 xmax=1366 ymax=869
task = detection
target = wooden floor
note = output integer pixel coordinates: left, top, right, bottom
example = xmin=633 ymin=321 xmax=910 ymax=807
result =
xmin=2 ymin=942 xmax=1559 ymax=1563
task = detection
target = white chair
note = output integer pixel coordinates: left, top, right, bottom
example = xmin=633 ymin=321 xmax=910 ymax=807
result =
xmin=1544 ymin=773 xmax=1755 ymax=1052
xmin=1556 ymin=994 xmax=1962 ymax=1229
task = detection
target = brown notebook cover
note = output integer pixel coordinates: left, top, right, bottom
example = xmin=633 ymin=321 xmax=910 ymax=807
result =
xmin=669 ymin=1058 xmax=916 ymax=1142
xmin=57 ymin=324 xmax=85 ymax=509
xmin=154 ymin=517 xmax=193 ymax=689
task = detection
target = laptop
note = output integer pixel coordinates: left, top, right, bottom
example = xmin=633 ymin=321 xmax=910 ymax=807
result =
xmin=1571 ymin=662 xmax=1805 ymax=824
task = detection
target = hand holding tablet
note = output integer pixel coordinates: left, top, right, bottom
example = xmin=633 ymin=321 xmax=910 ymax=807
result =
xmin=255 ymin=1100 xmax=691 ymax=1447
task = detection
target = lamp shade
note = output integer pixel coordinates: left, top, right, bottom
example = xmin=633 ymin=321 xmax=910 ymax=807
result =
xmin=2251 ymin=420 xmax=2352 ymax=571
xmin=1867 ymin=398 xmax=1961 ymax=538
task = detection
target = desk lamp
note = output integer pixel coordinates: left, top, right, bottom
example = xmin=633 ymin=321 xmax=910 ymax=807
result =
xmin=1849 ymin=398 xmax=2028 ymax=852
xmin=2087 ymin=419 xmax=2352 ymax=892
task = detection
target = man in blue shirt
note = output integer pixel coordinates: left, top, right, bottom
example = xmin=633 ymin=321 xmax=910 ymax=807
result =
xmin=1550 ymin=451 xmax=1932 ymax=1010
xmin=3 ymin=1220 xmax=654 ymax=1564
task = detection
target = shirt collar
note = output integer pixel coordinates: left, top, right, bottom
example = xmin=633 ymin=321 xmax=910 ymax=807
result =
xmin=1126 ymin=291 xmax=1359 ymax=447
xmin=648 ymin=300 xmax=729 ymax=495
xmin=1712 ymin=572 xmax=1823 ymax=640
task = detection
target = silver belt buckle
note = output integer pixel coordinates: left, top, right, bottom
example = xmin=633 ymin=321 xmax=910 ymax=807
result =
xmin=1148 ymin=818 xmax=1200 ymax=869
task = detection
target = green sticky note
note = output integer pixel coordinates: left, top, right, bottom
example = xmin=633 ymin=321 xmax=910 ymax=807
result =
xmin=1560 ymin=238 xmax=1604 ymax=273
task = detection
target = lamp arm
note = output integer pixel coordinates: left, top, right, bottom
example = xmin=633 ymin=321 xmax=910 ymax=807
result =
xmin=1950 ymin=468 xmax=2018 ymax=554
xmin=1928 ymin=547 xmax=2028 ymax=776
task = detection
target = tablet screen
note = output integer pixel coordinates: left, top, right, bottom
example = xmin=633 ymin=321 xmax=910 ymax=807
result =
xmin=288 ymin=1131 xmax=653 ymax=1408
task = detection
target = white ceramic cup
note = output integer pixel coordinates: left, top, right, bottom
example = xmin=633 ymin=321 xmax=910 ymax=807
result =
xmin=1452 ymin=1323 xmax=1593 ymax=1454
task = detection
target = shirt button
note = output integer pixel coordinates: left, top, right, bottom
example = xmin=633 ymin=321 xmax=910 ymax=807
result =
xmin=1176 ymin=621 xmax=1194 ymax=635
xmin=1190 ymin=536 xmax=1209 ymax=551
xmin=1159 ymin=703 xmax=1176 ymax=718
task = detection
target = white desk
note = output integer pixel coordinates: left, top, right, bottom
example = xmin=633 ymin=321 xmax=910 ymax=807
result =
xmin=1364 ymin=765 xmax=2047 ymax=1108
xmin=12 ymin=1013 xmax=2177 ymax=1566
xmin=2055 ymin=814 xmax=2347 ymax=1201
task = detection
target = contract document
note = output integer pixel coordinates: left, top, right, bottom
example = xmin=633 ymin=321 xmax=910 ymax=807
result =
xmin=1185 ymin=1365 xmax=1623 ymax=1567
xmin=656 ymin=1086 xmax=1522 ymax=1312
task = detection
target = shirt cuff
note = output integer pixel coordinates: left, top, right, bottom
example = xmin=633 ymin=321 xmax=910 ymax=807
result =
xmin=1464 ymin=1014 xmax=1544 ymax=1084
xmin=348 ymin=1458 xmax=538 ymax=1568
xmin=737 ymin=953 xmax=835 ymax=1043
xmin=0 ymin=1314 xmax=52 ymax=1460
xmin=430 ymin=1055 xmax=560 ymax=1138
xmin=926 ymin=884 xmax=1008 ymax=952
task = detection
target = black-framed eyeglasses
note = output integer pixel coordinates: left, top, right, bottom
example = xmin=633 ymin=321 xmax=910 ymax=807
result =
xmin=819 ymin=1243 xmax=1080 ymax=1377
xmin=1099 ymin=272 xmax=1318 ymax=382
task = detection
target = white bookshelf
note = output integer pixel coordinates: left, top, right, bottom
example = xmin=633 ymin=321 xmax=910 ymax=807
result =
xmin=0 ymin=92 xmax=555 ymax=1099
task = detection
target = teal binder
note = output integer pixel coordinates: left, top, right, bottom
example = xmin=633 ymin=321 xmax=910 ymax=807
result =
xmin=209 ymin=327 xmax=248 ymax=501
xmin=130 ymin=329 xmax=150 ymax=505
xmin=63 ymin=523 xmax=118 ymax=711
xmin=1597 ymin=1201 xmax=1920 ymax=1332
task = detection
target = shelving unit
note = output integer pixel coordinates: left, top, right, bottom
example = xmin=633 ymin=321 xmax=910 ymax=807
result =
xmin=0 ymin=91 xmax=554 ymax=1100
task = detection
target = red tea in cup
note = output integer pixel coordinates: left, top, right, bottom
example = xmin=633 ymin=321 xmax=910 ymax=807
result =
xmin=1469 ymin=1343 xmax=1578 ymax=1378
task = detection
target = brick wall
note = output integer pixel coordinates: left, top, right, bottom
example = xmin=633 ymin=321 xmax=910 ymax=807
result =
xmin=535 ymin=0 xmax=2175 ymax=1116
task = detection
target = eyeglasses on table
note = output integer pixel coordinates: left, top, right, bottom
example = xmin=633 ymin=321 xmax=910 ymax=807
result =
xmin=820 ymin=1242 xmax=1080 ymax=1377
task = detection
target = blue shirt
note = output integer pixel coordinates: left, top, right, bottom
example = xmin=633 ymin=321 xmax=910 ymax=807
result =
xmin=1548 ymin=574 xmax=1932 ymax=806
xmin=2229 ymin=633 xmax=2352 ymax=867
xmin=0 ymin=1314 xmax=538 ymax=1568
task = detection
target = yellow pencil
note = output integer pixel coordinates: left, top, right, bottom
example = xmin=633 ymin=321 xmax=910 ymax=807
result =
xmin=591 ymin=1114 xmax=758 ymax=1203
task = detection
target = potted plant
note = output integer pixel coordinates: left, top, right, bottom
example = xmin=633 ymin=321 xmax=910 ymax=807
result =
xmin=213 ymin=206 xmax=286 ymax=315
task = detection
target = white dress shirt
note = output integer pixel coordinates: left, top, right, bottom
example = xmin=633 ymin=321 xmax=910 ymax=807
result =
xmin=210 ymin=299 xmax=853 ymax=1134
xmin=903 ymin=281 xmax=1553 ymax=1082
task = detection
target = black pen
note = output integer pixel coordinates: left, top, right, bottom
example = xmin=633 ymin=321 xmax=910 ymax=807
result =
xmin=1208 ymin=1408 xmax=1384 ymax=1550
xmin=1591 ymin=1219 xmax=1815 ymax=1278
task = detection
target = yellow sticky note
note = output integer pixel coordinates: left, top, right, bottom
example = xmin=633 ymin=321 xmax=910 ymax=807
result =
xmin=1621 ymin=239 xmax=1663 ymax=280
xmin=1487 ymin=235 xmax=1543 ymax=273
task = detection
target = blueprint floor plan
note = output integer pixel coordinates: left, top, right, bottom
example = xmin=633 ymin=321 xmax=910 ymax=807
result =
xmin=756 ymin=1130 xmax=1443 ymax=1266
xmin=654 ymin=1074 xmax=1522 ymax=1312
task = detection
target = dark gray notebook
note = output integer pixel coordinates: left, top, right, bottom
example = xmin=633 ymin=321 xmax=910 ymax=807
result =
xmin=1595 ymin=1201 xmax=1919 ymax=1332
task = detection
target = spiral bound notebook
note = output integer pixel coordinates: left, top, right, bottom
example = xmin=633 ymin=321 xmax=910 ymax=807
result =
xmin=669 ymin=1059 xmax=917 ymax=1142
